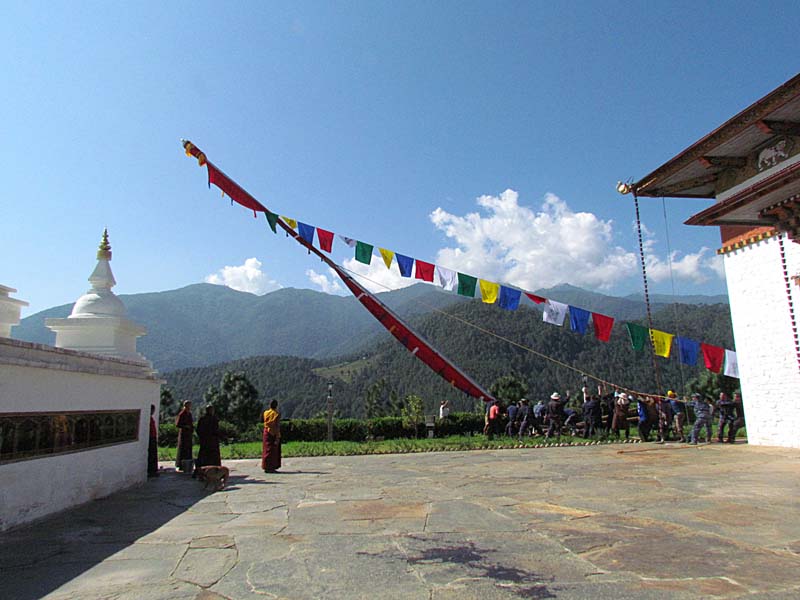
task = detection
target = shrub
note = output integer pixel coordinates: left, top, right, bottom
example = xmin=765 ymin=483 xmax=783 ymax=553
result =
xmin=369 ymin=417 xmax=407 ymax=440
xmin=238 ymin=423 xmax=263 ymax=443
xmin=281 ymin=418 xmax=328 ymax=442
xmin=435 ymin=412 xmax=484 ymax=437
xmin=217 ymin=420 xmax=238 ymax=443
xmin=334 ymin=418 xmax=368 ymax=442
xmin=193 ymin=412 xmax=485 ymax=444
xmin=158 ymin=423 xmax=178 ymax=447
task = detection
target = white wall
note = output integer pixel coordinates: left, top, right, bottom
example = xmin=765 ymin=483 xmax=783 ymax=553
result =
xmin=724 ymin=234 xmax=800 ymax=448
xmin=0 ymin=338 xmax=161 ymax=531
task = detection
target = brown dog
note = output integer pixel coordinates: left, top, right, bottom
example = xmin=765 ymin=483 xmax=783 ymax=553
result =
xmin=196 ymin=465 xmax=230 ymax=491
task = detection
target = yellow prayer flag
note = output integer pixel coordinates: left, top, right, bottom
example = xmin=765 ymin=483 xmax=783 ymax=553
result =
xmin=650 ymin=329 xmax=675 ymax=358
xmin=379 ymin=248 xmax=395 ymax=269
xmin=282 ymin=217 xmax=297 ymax=229
xmin=479 ymin=279 xmax=499 ymax=304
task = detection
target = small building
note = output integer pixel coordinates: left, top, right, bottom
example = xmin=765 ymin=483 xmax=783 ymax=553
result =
xmin=626 ymin=73 xmax=800 ymax=448
xmin=0 ymin=231 xmax=161 ymax=531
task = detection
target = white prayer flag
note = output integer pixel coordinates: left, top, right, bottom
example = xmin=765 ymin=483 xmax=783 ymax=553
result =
xmin=435 ymin=266 xmax=457 ymax=291
xmin=542 ymin=300 xmax=568 ymax=326
xmin=339 ymin=235 xmax=357 ymax=248
xmin=723 ymin=349 xmax=739 ymax=378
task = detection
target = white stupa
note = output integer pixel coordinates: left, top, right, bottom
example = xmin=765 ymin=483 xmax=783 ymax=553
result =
xmin=46 ymin=229 xmax=149 ymax=365
xmin=0 ymin=285 xmax=29 ymax=338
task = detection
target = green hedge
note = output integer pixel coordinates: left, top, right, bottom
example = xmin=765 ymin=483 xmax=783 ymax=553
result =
xmin=281 ymin=412 xmax=483 ymax=442
xmin=435 ymin=413 xmax=484 ymax=437
xmin=160 ymin=412 xmax=485 ymax=446
xmin=158 ymin=423 xmax=178 ymax=447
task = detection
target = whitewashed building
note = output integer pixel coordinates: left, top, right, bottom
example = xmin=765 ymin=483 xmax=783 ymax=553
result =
xmin=0 ymin=231 xmax=161 ymax=531
xmin=627 ymin=73 xmax=800 ymax=448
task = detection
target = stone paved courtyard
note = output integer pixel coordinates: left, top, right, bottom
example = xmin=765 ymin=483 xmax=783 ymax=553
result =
xmin=2 ymin=443 xmax=800 ymax=599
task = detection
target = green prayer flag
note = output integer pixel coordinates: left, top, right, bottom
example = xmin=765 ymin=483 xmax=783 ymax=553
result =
xmin=355 ymin=241 xmax=374 ymax=265
xmin=457 ymin=273 xmax=477 ymax=297
xmin=626 ymin=322 xmax=648 ymax=351
xmin=265 ymin=211 xmax=279 ymax=234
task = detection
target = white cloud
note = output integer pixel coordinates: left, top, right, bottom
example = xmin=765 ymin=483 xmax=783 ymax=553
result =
xmin=306 ymin=267 xmax=343 ymax=294
xmin=707 ymin=253 xmax=726 ymax=280
xmin=429 ymin=190 xmax=639 ymax=290
xmin=646 ymin=248 xmax=712 ymax=284
xmin=639 ymin=225 xmax=726 ymax=285
xmin=205 ymin=257 xmax=281 ymax=295
xmin=340 ymin=257 xmax=421 ymax=294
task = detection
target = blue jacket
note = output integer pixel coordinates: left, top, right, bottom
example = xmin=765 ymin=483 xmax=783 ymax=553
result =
xmin=507 ymin=404 xmax=518 ymax=422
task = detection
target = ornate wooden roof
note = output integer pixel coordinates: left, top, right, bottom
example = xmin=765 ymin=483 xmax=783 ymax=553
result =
xmin=628 ymin=73 xmax=800 ymax=231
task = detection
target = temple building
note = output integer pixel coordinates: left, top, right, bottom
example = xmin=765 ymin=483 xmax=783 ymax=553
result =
xmin=0 ymin=231 xmax=160 ymax=531
xmin=624 ymin=73 xmax=800 ymax=448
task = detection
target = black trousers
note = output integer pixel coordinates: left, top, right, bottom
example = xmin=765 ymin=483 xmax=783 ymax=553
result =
xmin=148 ymin=436 xmax=158 ymax=475
xmin=584 ymin=418 xmax=601 ymax=438
xmin=546 ymin=416 xmax=562 ymax=438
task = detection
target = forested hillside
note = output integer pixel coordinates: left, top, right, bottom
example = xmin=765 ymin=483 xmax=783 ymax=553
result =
xmin=164 ymin=299 xmax=734 ymax=419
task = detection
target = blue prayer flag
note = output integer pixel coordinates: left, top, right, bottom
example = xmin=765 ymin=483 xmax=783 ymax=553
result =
xmin=498 ymin=286 xmax=521 ymax=310
xmin=396 ymin=254 xmax=414 ymax=277
xmin=298 ymin=222 xmax=315 ymax=245
xmin=677 ymin=337 xmax=700 ymax=366
xmin=568 ymin=306 xmax=591 ymax=335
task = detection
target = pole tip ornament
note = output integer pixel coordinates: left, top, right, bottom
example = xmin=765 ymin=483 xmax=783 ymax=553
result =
xmin=182 ymin=139 xmax=206 ymax=166
xmin=97 ymin=228 xmax=112 ymax=261
xmin=616 ymin=181 xmax=633 ymax=195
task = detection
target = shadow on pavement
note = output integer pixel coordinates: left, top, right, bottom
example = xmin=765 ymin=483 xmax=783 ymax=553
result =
xmin=0 ymin=468 xmax=206 ymax=600
xmin=267 ymin=470 xmax=331 ymax=475
xmin=223 ymin=474 xmax=279 ymax=490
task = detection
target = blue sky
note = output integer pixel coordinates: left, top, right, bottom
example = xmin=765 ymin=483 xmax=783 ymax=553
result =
xmin=3 ymin=1 xmax=798 ymax=315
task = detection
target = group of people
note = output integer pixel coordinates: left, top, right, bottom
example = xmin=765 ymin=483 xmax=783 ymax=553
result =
xmin=147 ymin=399 xmax=284 ymax=478
xmin=482 ymin=387 xmax=745 ymax=445
xmin=482 ymin=394 xmax=576 ymax=440
xmin=171 ymin=401 xmax=225 ymax=477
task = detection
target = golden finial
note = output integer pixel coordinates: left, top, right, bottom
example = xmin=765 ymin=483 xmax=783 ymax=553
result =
xmin=97 ymin=228 xmax=112 ymax=260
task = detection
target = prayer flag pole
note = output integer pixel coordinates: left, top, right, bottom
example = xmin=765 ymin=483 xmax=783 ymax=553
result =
xmin=181 ymin=140 xmax=495 ymax=404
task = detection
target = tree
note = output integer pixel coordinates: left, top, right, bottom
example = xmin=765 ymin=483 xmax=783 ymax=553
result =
xmin=685 ymin=370 xmax=739 ymax=400
xmin=364 ymin=379 xmax=385 ymax=420
xmin=203 ymin=371 xmax=262 ymax=432
xmin=401 ymin=394 xmax=426 ymax=436
xmin=489 ymin=373 xmax=529 ymax=403
xmin=160 ymin=387 xmax=179 ymax=421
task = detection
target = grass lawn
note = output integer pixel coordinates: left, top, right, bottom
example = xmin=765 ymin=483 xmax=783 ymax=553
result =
xmin=158 ymin=434 xmax=640 ymax=461
xmin=158 ymin=421 xmax=746 ymax=461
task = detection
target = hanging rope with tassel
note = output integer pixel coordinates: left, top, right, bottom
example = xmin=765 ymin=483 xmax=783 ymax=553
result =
xmin=633 ymin=189 xmax=663 ymax=394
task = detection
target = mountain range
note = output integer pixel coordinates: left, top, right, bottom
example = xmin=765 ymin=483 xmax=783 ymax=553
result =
xmin=162 ymin=296 xmax=734 ymax=419
xmin=13 ymin=282 xmax=729 ymax=375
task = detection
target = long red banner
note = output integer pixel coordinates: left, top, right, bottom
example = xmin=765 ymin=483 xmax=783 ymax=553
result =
xmin=182 ymin=140 xmax=494 ymax=403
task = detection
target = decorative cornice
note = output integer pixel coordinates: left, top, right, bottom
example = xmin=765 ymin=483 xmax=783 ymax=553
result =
xmin=760 ymin=194 xmax=800 ymax=242
xmin=717 ymin=229 xmax=776 ymax=255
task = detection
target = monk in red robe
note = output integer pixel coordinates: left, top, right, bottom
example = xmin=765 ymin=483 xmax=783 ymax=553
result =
xmin=175 ymin=401 xmax=194 ymax=471
xmin=261 ymin=400 xmax=281 ymax=472
xmin=195 ymin=405 xmax=221 ymax=472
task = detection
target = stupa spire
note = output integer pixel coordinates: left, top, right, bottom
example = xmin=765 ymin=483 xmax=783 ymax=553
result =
xmin=97 ymin=227 xmax=112 ymax=260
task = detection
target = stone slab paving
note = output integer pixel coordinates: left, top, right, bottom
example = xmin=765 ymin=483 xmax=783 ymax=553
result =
xmin=2 ymin=443 xmax=800 ymax=599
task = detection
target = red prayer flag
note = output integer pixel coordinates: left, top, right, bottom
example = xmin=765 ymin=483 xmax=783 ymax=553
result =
xmin=701 ymin=343 xmax=725 ymax=373
xmin=525 ymin=293 xmax=547 ymax=304
xmin=414 ymin=260 xmax=435 ymax=282
xmin=316 ymin=228 xmax=334 ymax=252
xmin=591 ymin=312 xmax=615 ymax=342
xmin=207 ymin=163 xmax=268 ymax=213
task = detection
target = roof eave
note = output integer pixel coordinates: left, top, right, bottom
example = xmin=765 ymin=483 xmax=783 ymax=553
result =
xmin=632 ymin=73 xmax=800 ymax=197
